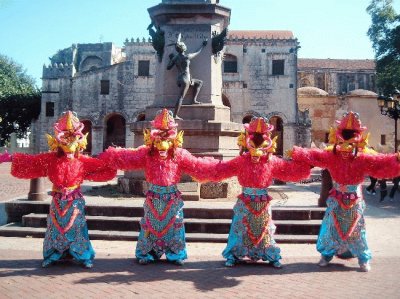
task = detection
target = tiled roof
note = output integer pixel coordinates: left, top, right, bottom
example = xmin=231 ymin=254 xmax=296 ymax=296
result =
xmin=228 ymin=30 xmax=294 ymax=40
xmin=298 ymin=58 xmax=375 ymax=70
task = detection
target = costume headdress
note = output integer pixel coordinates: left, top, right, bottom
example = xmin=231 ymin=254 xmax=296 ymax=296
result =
xmin=238 ymin=117 xmax=277 ymax=158
xmin=46 ymin=111 xmax=88 ymax=154
xmin=327 ymin=111 xmax=369 ymax=153
xmin=143 ymin=109 xmax=184 ymax=156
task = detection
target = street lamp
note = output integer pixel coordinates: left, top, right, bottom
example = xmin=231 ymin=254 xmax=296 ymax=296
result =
xmin=377 ymin=89 xmax=400 ymax=152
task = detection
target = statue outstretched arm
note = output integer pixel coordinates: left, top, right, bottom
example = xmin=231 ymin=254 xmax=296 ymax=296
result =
xmin=187 ymin=39 xmax=208 ymax=60
xmin=167 ymin=53 xmax=177 ymax=70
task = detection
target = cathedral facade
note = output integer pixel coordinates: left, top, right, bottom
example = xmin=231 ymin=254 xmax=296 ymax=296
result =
xmin=34 ymin=30 xmax=378 ymax=155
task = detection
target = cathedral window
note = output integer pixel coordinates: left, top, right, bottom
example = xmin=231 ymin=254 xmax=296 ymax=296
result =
xmin=381 ymin=134 xmax=386 ymax=145
xmin=272 ymin=60 xmax=284 ymax=75
xmin=45 ymin=102 xmax=54 ymax=117
xmin=138 ymin=60 xmax=150 ymax=76
xmin=100 ymin=80 xmax=110 ymax=95
xmin=223 ymin=54 xmax=237 ymax=73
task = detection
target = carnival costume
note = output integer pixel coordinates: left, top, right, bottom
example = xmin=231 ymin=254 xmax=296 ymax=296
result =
xmin=100 ymin=109 xmax=217 ymax=265
xmin=291 ymin=111 xmax=400 ymax=272
xmin=0 ymin=111 xmax=116 ymax=268
xmin=209 ymin=117 xmax=310 ymax=267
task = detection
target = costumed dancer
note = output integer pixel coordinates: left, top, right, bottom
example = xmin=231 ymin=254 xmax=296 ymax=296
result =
xmin=0 ymin=111 xmax=116 ymax=268
xmin=209 ymin=117 xmax=311 ymax=267
xmin=100 ymin=109 xmax=218 ymax=265
xmin=291 ymin=111 xmax=400 ymax=272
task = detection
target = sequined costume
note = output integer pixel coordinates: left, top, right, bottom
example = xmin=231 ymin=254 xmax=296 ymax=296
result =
xmin=4 ymin=111 xmax=116 ymax=268
xmin=100 ymin=109 xmax=217 ymax=265
xmin=292 ymin=111 xmax=400 ymax=271
xmin=210 ymin=117 xmax=310 ymax=267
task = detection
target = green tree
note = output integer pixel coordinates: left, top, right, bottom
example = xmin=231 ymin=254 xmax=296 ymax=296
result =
xmin=0 ymin=54 xmax=41 ymax=146
xmin=367 ymin=0 xmax=400 ymax=94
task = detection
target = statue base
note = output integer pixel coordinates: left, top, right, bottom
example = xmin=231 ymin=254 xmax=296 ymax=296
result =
xmin=121 ymin=106 xmax=243 ymax=200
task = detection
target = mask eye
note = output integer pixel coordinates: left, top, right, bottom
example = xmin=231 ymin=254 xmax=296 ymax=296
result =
xmin=342 ymin=112 xmax=349 ymax=118
xmin=353 ymin=112 xmax=360 ymax=119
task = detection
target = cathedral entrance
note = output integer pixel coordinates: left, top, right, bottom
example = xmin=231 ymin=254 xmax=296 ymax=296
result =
xmin=104 ymin=114 xmax=126 ymax=150
xmin=269 ymin=116 xmax=284 ymax=156
xmin=81 ymin=120 xmax=92 ymax=155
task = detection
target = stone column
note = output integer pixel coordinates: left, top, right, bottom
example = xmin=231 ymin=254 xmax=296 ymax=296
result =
xmin=28 ymin=178 xmax=46 ymax=201
xmin=147 ymin=0 xmax=231 ymax=119
xmin=91 ymin=126 xmax=104 ymax=155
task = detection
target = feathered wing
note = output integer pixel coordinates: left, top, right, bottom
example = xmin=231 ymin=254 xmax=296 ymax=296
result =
xmin=212 ymin=27 xmax=228 ymax=54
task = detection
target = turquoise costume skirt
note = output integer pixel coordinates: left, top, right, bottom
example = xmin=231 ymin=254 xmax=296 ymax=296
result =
xmin=222 ymin=187 xmax=281 ymax=263
xmin=43 ymin=190 xmax=95 ymax=266
xmin=317 ymin=182 xmax=371 ymax=264
xmin=135 ymin=184 xmax=187 ymax=262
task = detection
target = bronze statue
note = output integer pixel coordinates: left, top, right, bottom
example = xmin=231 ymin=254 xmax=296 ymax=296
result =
xmin=211 ymin=27 xmax=227 ymax=55
xmin=167 ymin=34 xmax=208 ymax=119
xmin=147 ymin=22 xmax=165 ymax=62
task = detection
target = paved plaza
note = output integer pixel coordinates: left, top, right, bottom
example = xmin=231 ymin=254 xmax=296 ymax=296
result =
xmin=1 ymin=163 xmax=400 ymax=298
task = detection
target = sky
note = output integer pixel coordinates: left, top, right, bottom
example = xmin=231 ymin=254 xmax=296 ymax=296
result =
xmin=0 ymin=0 xmax=399 ymax=86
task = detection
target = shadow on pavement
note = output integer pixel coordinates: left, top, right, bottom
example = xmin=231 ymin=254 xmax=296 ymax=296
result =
xmin=0 ymin=258 xmax=359 ymax=291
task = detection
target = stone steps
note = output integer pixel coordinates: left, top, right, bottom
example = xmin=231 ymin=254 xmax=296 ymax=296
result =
xmin=6 ymin=201 xmax=325 ymax=221
xmin=0 ymin=223 xmax=318 ymax=244
xmin=1 ymin=200 xmax=325 ymax=243
xmin=21 ymin=213 xmax=322 ymax=235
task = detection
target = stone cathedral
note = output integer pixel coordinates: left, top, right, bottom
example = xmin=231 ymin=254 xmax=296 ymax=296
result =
xmin=33 ymin=0 xmax=377 ymax=158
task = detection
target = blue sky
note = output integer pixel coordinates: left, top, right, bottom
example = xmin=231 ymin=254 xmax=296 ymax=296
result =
xmin=0 ymin=0 xmax=399 ymax=86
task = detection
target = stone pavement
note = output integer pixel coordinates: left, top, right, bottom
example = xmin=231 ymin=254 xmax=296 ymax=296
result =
xmin=1 ymin=165 xmax=400 ymax=298
xmin=0 ymin=163 xmax=49 ymax=202
xmin=0 ymin=237 xmax=399 ymax=299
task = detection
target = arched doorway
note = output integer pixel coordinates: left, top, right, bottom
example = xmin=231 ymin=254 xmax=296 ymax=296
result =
xmin=104 ymin=114 xmax=126 ymax=150
xmin=136 ymin=112 xmax=146 ymax=122
xmin=81 ymin=120 xmax=92 ymax=155
xmin=269 ymin=116 xmax=284 ymax=156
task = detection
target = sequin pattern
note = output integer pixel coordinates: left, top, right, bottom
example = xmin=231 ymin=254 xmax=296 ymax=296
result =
xmin=43 ymin=195 xmax=95 ymax=265
xmin=135 ymin=184 xmax=187 ymax=262
xmin=222 ymin=188 xmax=281 ymax=263
xmin=317 ymin=182 xmax=371 ymax=263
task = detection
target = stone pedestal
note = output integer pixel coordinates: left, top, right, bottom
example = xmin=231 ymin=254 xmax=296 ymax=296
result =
xmin=122 ymin=0 xmax=241 ymax=200
xmin=133 ymin=105 xmax=241 ymax=159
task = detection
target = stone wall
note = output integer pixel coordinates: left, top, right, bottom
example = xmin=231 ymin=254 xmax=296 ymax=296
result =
xmin=223 ymin=36 xmax=300 ymax=152
xmin=297 ymin=87 xmax=337 ymax=147
xmin=37 ymin=41 xmax=156 ymax=154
